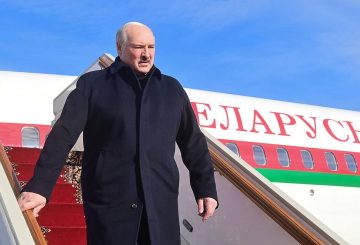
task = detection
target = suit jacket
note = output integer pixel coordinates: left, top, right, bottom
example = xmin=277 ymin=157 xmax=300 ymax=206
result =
xmin=23 ymin=57 xmax=218 ymax=245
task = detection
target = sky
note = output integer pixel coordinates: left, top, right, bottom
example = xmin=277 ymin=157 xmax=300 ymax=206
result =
xmin=1 ymin=0 xmax=360 ymax=111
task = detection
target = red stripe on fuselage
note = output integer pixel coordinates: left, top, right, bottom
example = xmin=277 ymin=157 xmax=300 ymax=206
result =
xmin=0 ymin=122 xmax=51 ymax=148
xmin=1 ymin=122 xmax=358 ymax=175
xmin=220 ymin=139 xmax=360 ymax=175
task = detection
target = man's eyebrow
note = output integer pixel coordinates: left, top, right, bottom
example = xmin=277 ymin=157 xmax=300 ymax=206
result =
xmin=129 ymin=43 xmax=155 ymax=46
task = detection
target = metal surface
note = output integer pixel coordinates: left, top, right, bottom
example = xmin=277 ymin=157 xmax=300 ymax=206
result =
xmin=176 ymin=145 xmax=299 ymax=245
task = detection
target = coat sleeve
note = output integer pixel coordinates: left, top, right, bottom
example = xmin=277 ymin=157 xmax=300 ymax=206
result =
xmin=22 ymin=75 xmax=89 ymax=200
xmin=176 ymin=87 xmax=218 ymax=203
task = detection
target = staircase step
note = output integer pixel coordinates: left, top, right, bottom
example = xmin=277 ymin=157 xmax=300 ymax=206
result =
xmin=44 ymin=227 xmax=87 ymax=245
xmin=15 ymin=164 xmax=67 ymax=184
xmin=50 ymin=183 xmax=78 ymax=203
xmin=38 ymin=203 xmax=86 ymax=227
xmin=6 ymin=147 xmax=41 ymax=164
xmin=7 ymin=146 xmax=87 ymax=245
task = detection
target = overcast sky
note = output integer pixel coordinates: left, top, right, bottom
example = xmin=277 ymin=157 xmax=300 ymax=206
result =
xmin=1 ymin=0 xmax=360 ymax=111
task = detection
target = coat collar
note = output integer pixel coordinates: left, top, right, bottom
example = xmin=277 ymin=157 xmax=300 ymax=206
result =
xmin=109 ymin=56 xmax=162 ymax=80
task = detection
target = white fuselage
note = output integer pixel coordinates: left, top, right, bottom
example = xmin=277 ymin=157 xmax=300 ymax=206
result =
xmin=0 ymin=70 xmax=359 ymax=244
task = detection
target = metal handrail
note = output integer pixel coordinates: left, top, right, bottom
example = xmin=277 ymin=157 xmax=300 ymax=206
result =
xmin=99 ymin=54 xmax=114 ymax=68
xmin=202 ymin=128 xmax=345 ymax=245
xmin=0 ymin=144 xmax=47 ymax=245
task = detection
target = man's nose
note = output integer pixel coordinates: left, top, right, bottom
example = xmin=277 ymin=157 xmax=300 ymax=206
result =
xmin=142 ymin=46 xmax=149 ymax=58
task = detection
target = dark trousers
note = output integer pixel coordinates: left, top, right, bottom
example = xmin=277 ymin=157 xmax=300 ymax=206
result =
xmin=137 ymin=206 xmax=150 ymax=245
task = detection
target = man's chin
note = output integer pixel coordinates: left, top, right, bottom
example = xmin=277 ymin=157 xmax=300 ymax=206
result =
xmin=136 ymin=67 xmax=151 ymax=76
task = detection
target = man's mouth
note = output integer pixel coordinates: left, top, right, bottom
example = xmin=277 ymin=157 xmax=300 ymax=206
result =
xmin=139 ymin=61 xmax=150 ymax=66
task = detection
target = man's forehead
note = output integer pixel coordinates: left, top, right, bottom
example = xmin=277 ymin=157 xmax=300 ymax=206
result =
xmin=127 ymin=40 xmax=155 ymax=45
xmin=127 ymin=34 xmax=155 ymax=45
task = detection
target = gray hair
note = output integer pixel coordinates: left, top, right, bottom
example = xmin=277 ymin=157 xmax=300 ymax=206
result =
xmin=116 ymin=22 xmax=149 ymax=49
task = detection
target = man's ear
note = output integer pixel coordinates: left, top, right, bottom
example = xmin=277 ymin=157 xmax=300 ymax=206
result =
xmin=116 ymin=42 xmax=122 ymax=56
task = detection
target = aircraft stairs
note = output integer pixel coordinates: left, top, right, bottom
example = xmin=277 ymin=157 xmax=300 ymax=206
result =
xmin=1 ymin=145 xmax=86 ymax=244
xmin=0 ymin=135 xmax=345 ymax=244
xmin=0 ymin=53 xmax=346 ymax=244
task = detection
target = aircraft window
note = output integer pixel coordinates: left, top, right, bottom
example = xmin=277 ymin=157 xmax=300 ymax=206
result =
xmin=325 ymin=152 xmax=338 ymax=171
xmin=253 ymin=145 xmax=266 ymax=165
xmin=277 ymin=148 xmax=290 ymax=167
xmin=344 ymin=154 xmax=357 ymax=173
xmin=225 ymin=142 xmax=240 ymax=156
xmin=301 ymin=150 xmax=314 ymax=169
xmin=21 ymin=127 xmax=40 ymax=148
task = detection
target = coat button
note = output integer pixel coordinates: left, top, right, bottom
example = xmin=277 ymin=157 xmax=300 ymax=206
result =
xmin=131 ymin=203 xmax=138 ymax=209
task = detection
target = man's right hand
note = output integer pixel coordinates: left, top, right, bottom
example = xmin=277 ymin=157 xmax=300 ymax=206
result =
xmin=17 ymin=192 xmax=46 ymax=217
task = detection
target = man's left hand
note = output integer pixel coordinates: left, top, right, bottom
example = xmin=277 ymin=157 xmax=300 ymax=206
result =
xmin=197 ymin=197 xmax=217 ymax=222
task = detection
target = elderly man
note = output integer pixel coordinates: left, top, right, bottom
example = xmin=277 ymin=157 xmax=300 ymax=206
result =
xmin=18 ymin=22 xmax=218 ymax=245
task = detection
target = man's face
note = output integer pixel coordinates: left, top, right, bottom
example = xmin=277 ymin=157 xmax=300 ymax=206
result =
xmin=118 ymin=25 xmax=155 ymax=76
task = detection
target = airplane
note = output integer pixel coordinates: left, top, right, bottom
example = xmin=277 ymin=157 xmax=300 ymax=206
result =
xmin=0 ymin=58 xmax=359 ymax=244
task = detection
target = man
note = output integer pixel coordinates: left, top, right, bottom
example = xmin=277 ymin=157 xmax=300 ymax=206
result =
xmin=18 ymin=22 xmax=218 ymax=244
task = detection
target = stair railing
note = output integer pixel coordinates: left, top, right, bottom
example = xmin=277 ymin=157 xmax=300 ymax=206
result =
xmin=98 ymin=53 xmax=114 ymax=68
xmin=202 ymin=129 xmax=345 ymax=245
xmin=0 ymin=144 xmax=47 ymax=245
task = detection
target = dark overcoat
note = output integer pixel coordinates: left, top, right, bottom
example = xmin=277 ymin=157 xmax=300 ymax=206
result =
xmin=23 ymin=57 xmax=218 ymax=245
